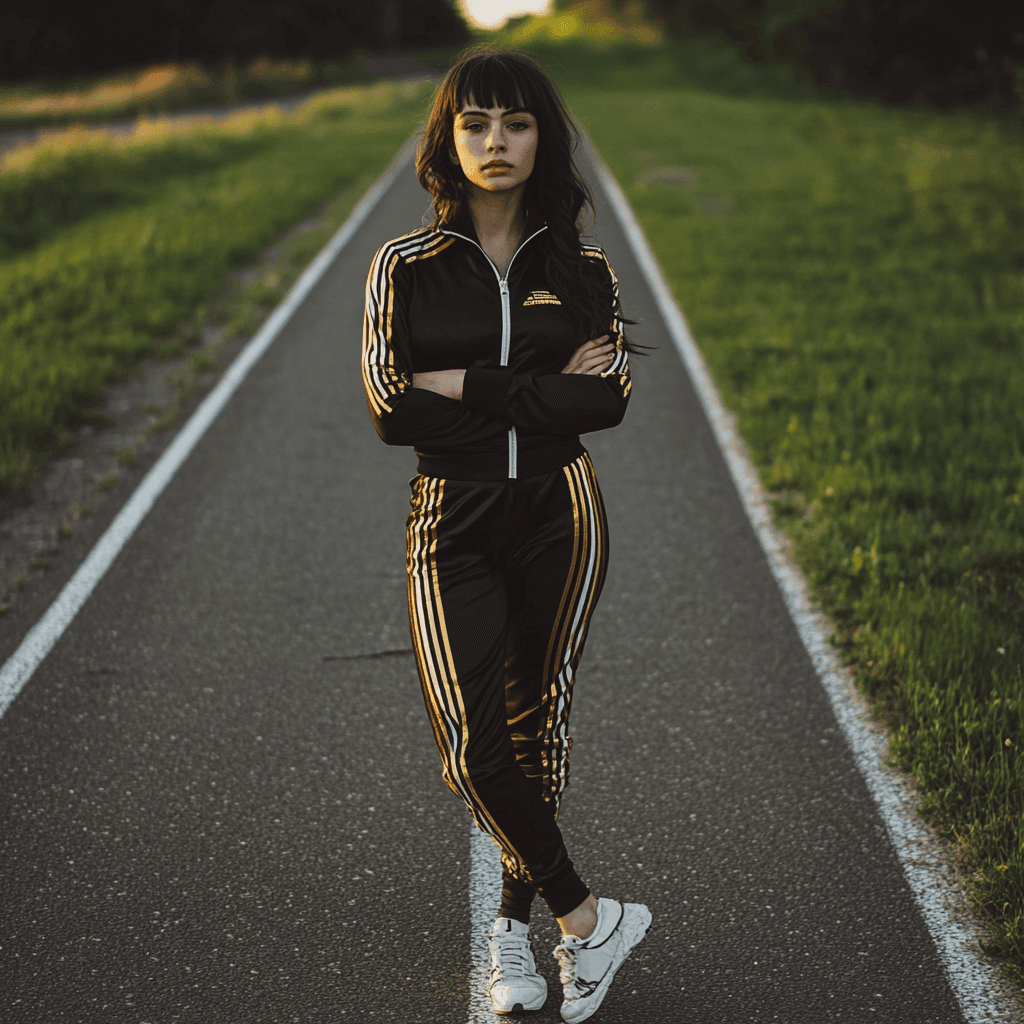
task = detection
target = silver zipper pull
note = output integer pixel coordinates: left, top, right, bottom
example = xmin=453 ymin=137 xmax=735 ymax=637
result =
xmin=499 ymin=278 xmax=511 ymax=367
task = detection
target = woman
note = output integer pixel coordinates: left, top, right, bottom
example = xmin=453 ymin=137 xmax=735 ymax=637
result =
xmin=362 ymin=46 xmax=650 ymax=1022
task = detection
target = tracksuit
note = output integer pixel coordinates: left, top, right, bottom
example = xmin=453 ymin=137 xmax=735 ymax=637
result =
xmin=362 ymin=207 xmax=631 ymax=919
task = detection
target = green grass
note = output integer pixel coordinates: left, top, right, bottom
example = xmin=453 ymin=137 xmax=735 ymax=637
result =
xmin=518 ymin=35 xmax=816 ymax=98
xmin=492 ymin=6 xmax=819 ymax=100
xmin=0 ymin=49 xmax=461 ymax=130
xmin=568 ymin=82 xmax=1024 ymax=978
xmin=0 ymin=80 xmax=433 ymax=492
xmin=5 ymin=15 xmax=1022 ymax=982
xmin=0 ymin=60 xmax=354 ymax=130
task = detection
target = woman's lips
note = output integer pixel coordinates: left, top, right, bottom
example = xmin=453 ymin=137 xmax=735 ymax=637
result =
xmin=482 ymin=162 xmax=512 ymax=172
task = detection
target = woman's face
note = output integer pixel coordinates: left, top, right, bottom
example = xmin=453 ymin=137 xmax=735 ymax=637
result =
xmin=452 ymin=99 xmax=538 ymax=195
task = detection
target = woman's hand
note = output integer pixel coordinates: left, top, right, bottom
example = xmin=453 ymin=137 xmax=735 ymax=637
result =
xmin=562 ymin=335 xmax=614 ymax=376
xmin=412 ymin=369 xmax=465 ymax=401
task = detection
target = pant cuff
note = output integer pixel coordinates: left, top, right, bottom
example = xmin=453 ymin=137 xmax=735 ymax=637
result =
xmin=538 ymin=868 xmax=590 ymax=919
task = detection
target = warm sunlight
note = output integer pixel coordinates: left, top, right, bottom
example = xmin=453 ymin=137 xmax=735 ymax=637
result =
xmin=458 ymin=0 xmax=553 ymax=30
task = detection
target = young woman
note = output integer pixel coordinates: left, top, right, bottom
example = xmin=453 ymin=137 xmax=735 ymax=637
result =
xmin=362 ymin=47 xmax=651 ymax=1021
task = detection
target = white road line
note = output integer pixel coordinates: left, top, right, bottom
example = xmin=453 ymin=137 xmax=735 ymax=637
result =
xmin=468 ymin=825 xmax=503 ymax=1022
xmin=0 ymin=132 xmax=420 ymax=721
xmin=589 ymin=143 xmax=1006 ymax=1023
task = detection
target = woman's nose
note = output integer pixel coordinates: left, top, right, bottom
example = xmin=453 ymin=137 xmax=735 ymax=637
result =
xmin=486 ymin=127 xmax=506 ymax=151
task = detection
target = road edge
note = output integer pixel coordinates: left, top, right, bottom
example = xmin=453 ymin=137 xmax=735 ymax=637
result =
xmin=0 ymin=132 xmax=420 ymax=720
xmin=585 ymin=139 xmax=1013 ymax=1024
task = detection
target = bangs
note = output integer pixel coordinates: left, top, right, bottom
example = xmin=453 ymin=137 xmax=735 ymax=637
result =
xmin=450 ymin=56 xmax=538 ymax=114
xmin=419 ymin=46 xmax=592 ymax=236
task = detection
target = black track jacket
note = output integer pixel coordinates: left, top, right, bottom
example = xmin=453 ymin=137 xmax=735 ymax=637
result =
xmin=362 ymin=208 xmax=631 ymax=481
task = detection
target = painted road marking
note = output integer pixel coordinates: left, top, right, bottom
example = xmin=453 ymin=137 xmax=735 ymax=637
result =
xmin=588 ymin=142 xmax=1004 ymax=1024
xmin=2 ymin=126 xmax=1005 ymax=1021
xmin=0 ymin=134 xmax=419 ymax=721
xmin=468 ymin=826 xmax=503 ymax=1022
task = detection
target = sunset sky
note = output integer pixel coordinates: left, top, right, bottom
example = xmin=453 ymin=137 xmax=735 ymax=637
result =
xmin=458 ymin=0 xmax=553 ymax=30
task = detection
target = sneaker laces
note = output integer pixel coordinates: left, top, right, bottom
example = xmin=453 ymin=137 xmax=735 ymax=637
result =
xmin=554 ymin=943 xmax=583 ymax=995
xmin=489 ymin=934 xmax=533 ymax=980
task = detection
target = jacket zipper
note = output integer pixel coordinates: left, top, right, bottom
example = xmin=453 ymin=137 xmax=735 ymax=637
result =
xmin=499 ymin=278 xmax=511 ymax=365
xmin=442 ymin=226 xmax=547 ymax=479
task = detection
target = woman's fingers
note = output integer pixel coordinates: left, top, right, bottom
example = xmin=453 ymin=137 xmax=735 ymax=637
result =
xmin=570 ymin=357 xmax=614 ymax=375
xmin=586 ymin=344 xmax=615 ymax=362
xmin=562 ymin=336 xmax=616 ymax=374
xmin=575 ymin=336 xmax=611 ymax=359
xmin=580 ymin=344 xmax=614 ymax=363
xmin=572 ymin=351 xmax=615 ymax=375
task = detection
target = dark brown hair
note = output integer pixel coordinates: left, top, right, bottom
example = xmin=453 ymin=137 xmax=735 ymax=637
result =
xmin=417 ymin=45 xmax=639 ymax=350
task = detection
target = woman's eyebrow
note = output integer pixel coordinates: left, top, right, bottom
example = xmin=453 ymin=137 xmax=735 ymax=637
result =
xmin=458 ymin=107 xmax=532 ymax=119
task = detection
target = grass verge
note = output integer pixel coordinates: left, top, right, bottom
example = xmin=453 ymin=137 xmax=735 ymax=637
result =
xmin=0 ymin=79 xmax=433 ymax=493
xmin=568 ymin=81 xmax=1024 ymax=979
xmin=493 ymin=2 xmax=819 ymax=100
xmin=0 ymin=53 xmax=454 ymax=130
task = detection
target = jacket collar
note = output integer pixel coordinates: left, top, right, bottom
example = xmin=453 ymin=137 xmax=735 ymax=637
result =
xmin=439 ymin=202 xmax=547 ymax=251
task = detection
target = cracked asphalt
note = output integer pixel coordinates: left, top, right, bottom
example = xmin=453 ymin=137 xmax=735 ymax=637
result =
xmin=0 ymin=144 xmax=967 ymax=1023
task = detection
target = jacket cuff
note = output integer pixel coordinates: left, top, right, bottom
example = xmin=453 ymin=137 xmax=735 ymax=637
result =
xmin=462 ymin=367 xmax=514 ymax=419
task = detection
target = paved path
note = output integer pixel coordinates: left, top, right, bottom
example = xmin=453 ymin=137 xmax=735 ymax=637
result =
xmin=0 ymin=145 xmax=968 ymax=1022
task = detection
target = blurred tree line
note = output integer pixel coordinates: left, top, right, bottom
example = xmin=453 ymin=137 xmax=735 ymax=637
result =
xmin=638 ymin=0 xmax=1024 ymax=105
xmin=0 ymin=0 xmax=469 ymax=82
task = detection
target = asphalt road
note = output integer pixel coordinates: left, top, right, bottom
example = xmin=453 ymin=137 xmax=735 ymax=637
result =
xmin=0 ymin=144 xmax=966 ymax=1023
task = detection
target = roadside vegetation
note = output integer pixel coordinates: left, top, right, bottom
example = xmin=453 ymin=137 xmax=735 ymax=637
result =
xmin=2 ymin=0 xmax=1021 ymax=985
xmin=499 ymin=2 xmax=1024 ymax=985
xmin=496 ymin=0 xmax=817 ymax=99
xmin=582 ymin=61 xmax=1024 ymax=984
xmin=0 ymin=60 xmax=363 ymax=129
xmin=0 ymin=53 xmax=453 ymax=130
xmin=0 ymin=78 xmax=433 ymax=492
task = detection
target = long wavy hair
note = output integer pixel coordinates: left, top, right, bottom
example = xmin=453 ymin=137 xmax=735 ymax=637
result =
xmin=417 ymin=46 xmax=640 ymax=351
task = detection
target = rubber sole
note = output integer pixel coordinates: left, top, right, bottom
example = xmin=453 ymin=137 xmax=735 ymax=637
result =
xmin=559 ymin=903 xmax=652 ymax=1024
xmin=494 ymin=992 xmax=547 ymax=1015
xmin=491 ymin=977 xmax=548 ymax=1014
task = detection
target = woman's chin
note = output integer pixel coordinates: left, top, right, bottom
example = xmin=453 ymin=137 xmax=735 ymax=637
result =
xmin=472 ymin=177 xmax=525 ymax=195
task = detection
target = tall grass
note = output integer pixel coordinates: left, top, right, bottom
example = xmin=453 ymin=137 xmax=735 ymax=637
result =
xmin=494 ymin=2 xmax=818 ymax=98
xmin=0 ymin=81 xmax=433 ymax=491
xmin=0 ymin=50 xmax=462 ymax=130
xmin=0 ymin=58 xmax=366 ymax=129
xmin=568 ymin=81 xmax=1024 ymax=977
xmin=0 ymin=119 xmax=272 ymax=257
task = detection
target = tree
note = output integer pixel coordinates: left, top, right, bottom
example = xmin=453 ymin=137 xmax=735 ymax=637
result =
xmin=377 ymin=0 xmax=402 ymax=51
xmin=0 ymin=0 xmax=469 ymax=82
xmin=646 ymin=0 xmax=1024 ymax=105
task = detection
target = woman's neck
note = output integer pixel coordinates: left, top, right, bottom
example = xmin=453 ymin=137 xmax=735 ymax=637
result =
xmin=466 ymin=185 xmax=526 ymax=276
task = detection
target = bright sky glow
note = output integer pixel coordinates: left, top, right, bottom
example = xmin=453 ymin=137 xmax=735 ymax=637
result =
xmin=459 ymin=0 xmax=553 ymax=30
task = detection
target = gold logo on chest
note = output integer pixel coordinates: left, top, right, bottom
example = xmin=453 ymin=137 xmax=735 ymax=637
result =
xmin=523 ymin=290 xmax=562 ymax=306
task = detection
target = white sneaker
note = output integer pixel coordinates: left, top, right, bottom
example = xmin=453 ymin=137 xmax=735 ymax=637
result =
xmin=553 ymin=898 xmax=652 ymax=1023
xmin=487 ymin=917 xmax=548 ymax=1014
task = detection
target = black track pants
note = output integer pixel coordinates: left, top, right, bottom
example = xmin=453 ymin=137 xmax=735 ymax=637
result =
xmin=405 ymin=452 xmax=609 ymax=919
